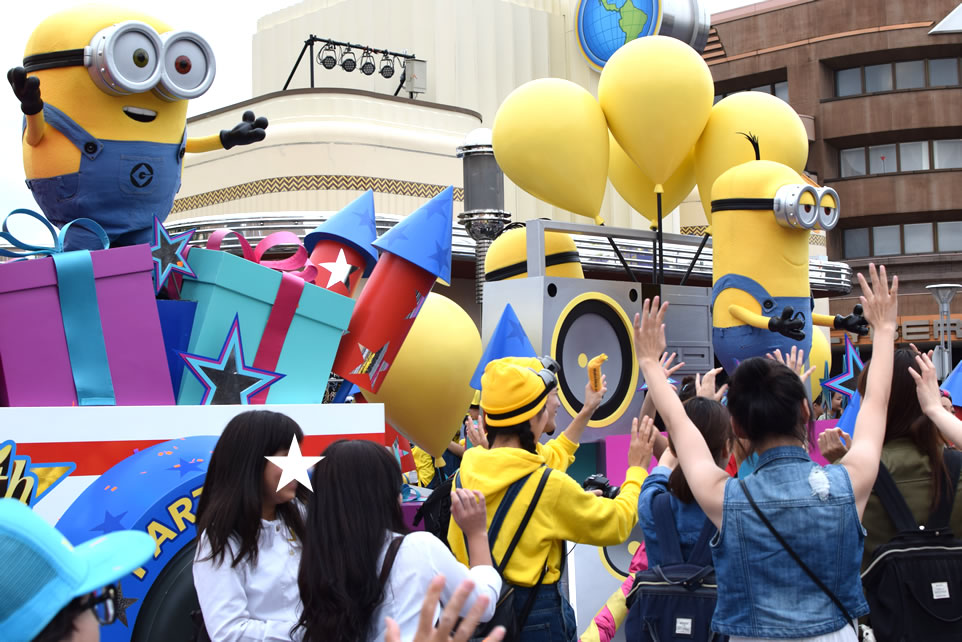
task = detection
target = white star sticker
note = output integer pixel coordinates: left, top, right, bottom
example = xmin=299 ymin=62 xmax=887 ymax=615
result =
xmin=319 ymin=248 xmax=358 ymax=289
xmin=265 ymin=437 xmax=322 ymax=492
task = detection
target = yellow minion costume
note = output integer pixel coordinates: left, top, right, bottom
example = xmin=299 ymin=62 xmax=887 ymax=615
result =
xmin=448 ymin=359 xmax=644 ymax=591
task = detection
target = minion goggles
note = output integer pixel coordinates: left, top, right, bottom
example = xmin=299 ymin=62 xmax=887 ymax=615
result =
xmin=711 ymin=184 xmax=839 ymax=231
xmin=22 ymin=20 xmax=215 ymax=101
xmin=483 ymin=356 xmax=559 ymax=424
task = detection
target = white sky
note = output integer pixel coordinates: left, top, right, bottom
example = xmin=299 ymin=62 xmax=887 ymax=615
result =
xmin=0 ymin=0 xmax=756 ymax=242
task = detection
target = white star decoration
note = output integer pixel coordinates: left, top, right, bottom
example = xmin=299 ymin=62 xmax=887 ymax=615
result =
xmin=265 ymin=437 xmax=322 ymax=492
xmin=319 ymin=248 xmax=359 ymax=289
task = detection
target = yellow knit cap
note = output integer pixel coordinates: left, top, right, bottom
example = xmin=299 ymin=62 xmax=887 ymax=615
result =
xmin=470 ymin=389 xmax=481 ymax=408
xmin=481 ymin=358 xmax=550 ymax=427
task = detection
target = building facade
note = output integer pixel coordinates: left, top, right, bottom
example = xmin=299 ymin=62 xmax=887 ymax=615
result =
xmin=706 ymin=0 xmax=962 ymax=357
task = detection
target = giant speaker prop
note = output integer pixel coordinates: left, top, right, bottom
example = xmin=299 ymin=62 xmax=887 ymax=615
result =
xmin=481 ymin=220 xmax=714 ymax=442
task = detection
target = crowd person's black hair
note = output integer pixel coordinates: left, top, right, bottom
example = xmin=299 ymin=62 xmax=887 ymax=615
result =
xmin=668 ymin=397 xmax=732 ymax=504
xmin=195 ymin=410 xmax=309 ymax=568
xmin=31 ymin=596 xmax=87 ymax=642
xmin=296 ymin=440 xmax=409 ymax=642
xmin=727 ymin=358 xmax=808 ymax=446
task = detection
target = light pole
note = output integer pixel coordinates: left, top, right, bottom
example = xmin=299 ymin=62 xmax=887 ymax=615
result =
xmin=457 ymin=128 xmax=511 ymax=304
xmin=926 ymin=283 xmax=961 ymax=380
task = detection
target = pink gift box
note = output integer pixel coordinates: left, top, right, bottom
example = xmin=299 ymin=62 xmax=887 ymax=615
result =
xmin=0 ymin=244 xmax=174 ymax=406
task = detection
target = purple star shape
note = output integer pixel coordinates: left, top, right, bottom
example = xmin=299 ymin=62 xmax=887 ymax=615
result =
xmin=150 ymin=216 xmax=195 ymax=294
xmin=820 ymin=333 xmax=864 ymax=401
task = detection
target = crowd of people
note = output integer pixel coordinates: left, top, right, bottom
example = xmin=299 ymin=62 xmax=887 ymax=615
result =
xmin=6 ymin=262 xmax=962 ymax=642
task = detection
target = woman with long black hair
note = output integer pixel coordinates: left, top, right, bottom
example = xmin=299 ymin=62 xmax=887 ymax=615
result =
xmin=192 ymin=410 xmax=310 ymax=641
xmin=296 ymin=439 xmax=501 ymax=642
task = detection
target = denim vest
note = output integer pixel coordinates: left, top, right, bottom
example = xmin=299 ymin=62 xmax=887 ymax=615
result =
xmin=711 ymin=273 xmax=812 ymax=375
xmin=25 ymin=103 xmax=186 ymax=251
xmin=710 ymin=446 xmax=869 ymax=638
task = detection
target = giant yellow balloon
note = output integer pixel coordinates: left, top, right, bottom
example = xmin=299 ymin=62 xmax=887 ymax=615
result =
xmin=810 ymin=327 xmax=832 ymax=402
xmin=609 ymin=133 xmax=695 ymax=225
xmin=367 ymin=293 xmax=482 ymax=457
xmin=599 ymin=36 xmax=713 ymax=186
xmin=695 ymin=91 xmax=809 ymax=224
xmin=492 ymin=78 xmax=609 ymax=224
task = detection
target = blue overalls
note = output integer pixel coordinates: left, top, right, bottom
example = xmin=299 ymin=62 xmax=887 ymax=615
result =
xmin=711 ymin=273 xmax=812 ymax=375
xmin=25 ymin=103 xmax=186 ymax=251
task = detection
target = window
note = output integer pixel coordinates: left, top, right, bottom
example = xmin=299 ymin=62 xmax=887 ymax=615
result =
xmin=844 ymin=228 xmax=870 ymax=258
xmin=774 ymin=81 xmax=789 ymax=102
xmin=868 ymin=144 xmax=897 ymax=174
xmin=904 ymin=223 xmax=934 ymax=254
xmin=834 ymin=58 xmax=961 ymax=97
xmin=895 ymin=60 xmax=925 ymax=89
xmin=836 ymin=68 xmax=862 ymax=96
xmin=751 ymin=84 xmax=772 ymax=94
xmin=929 ymin=58 xmax=960 ymax=86
xmin=935 ymin=139 xmax=962 ymax=169
xmin=938 ymin=222 xmax=962 ymax=251
xmin=865 ymin=64 xmax=893 ymax=93
xmin=899 ymin=141 xmax=930 ymax=171
xmin=873 ymin=225 xmax=901 ymax=256
xmin=840 ymin=148 xmax=866 ymax=177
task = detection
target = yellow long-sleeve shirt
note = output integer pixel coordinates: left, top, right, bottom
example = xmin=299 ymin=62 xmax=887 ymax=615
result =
xmin=448 ymin=441 xmax=644 ymax=587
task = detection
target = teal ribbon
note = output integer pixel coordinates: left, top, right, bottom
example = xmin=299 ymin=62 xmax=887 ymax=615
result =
xmin=1 ymin=209 xmax=116 ymax=405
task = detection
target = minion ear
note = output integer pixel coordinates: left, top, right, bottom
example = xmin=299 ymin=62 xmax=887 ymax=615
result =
xmin=737 ymin=131 xmax=761 ymax=161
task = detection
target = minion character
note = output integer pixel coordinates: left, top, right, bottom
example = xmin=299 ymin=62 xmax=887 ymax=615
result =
xmin=483 ymin=221 xmax=584 ymax=282
xmin=7 ymin=6 xmax=268 ymax=250
xmin=710 ymin=134 xmax=866 ymax=376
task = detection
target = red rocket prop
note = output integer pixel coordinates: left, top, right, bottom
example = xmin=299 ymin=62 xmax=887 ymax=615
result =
xmin=332 ymin=186 xmax=454 ymax=394
xmin=304 ymin=190 xmax=379 ymax=297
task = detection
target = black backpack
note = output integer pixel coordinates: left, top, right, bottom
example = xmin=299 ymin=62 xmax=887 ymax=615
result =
xmin=861 ymin=448 xmax=962 ymax=642
xmin=624 ymin=493 xmax=727 ymax=642
xmin=455 ymin=467 xmax=552 ymax=642
xmin=413 ymin=476 xmax=456 ymax=546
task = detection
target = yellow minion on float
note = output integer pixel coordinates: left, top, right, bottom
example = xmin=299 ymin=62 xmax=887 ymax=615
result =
xmin=8 ymin=6 xmax=268 ymax=250
xmin=483 ymin=222 xmax=584 ymax=282
xmin=710 ymin=134 xmax=866 ymax=375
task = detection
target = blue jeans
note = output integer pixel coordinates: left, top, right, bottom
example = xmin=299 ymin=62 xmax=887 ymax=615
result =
xmin=513 ymin=583 xmax=577 ymax=642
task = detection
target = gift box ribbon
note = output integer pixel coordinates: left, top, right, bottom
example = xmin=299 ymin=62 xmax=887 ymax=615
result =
xmin=205 ymin=229 xmax=317 ymax=404
xmin=0 ymin=209 xmax=116 ymax=405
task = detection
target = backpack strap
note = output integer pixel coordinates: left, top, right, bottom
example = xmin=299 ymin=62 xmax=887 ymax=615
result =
xmin=378 ymin=535 xmax=406 ymax=592
xmin=872 ymin=461 xmax=920 ymax=533
xmin=651 ymin=492 xmax=685 ymax=565
xmin=496 ymin=467 xmax=552 ymax=573
xmin=686 ymin=518 xmax=717 ymax=568
xmin=926 ymin=448 xmax=962 ymax=531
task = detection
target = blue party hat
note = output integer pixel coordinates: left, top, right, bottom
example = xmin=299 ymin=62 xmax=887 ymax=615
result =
xmin=835 ymin=390 xmax=861 ymax=438
xmin=942 ymin=358 xmax=962 ymax=404
xmin=372 ymin=186 xmax=453 ymax=284
xmin=470 ymin=304 xmax=537 ymax=390
xmin=304 ymin=190 xmax=379 ymax=276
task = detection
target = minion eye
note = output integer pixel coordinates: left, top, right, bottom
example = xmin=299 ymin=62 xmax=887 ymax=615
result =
xmin=816 ymin=188 xmax=840 ymax=230
xmin=86 ymin=21 xmax=163 ymax=96
xmin=772 ymin=184 xmax=818 ymax=230
xmin=174 ymin=55 xmax=192 ymax=74
xmin=133 ymin=48 xmax=150 ymax=68
xmin=155 ymin=31 xmax=215 ymax=101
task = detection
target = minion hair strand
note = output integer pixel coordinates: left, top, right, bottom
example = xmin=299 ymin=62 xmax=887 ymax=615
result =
xmin=737 ymin=131 xmax=761 ymax=161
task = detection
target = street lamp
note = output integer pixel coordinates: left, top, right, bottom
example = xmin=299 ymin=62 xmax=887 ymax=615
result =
xmin=926 ymin=283 xmax=961 ymax=380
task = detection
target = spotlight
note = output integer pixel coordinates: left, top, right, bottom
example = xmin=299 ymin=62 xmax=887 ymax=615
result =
xmin=318 ymin=43 xmax=337 ymax=70
xmin=379 ymin=53 xmax=394 ymax=79
xmin=360 ymin=50 xmax=376 ymax=76
xmin=340 ymin=47 xmax=356 ymax=72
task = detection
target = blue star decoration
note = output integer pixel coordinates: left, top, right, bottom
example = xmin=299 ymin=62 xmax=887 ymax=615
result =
xmin=168 ymin=457 xmax=204 ymax=477
xmin=90 ymin=509 xmax=127 ymax=534
xmin=820 ymin=333 xmax=864 ymax=401
xmin=150 ymin=216 xmax=195 ymax=294
xmin=179 ymin=315 xmax=284 ymax=405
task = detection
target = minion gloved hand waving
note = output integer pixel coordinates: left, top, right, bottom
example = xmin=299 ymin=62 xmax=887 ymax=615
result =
xmin=8 ymin=6 xmax=269 ymax=251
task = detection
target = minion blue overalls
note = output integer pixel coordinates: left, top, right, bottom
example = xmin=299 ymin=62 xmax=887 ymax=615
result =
xmin=25 ymin=103 xmax=186 ymax=251
xmin=711 ymin=273 xmax=812 ymax=375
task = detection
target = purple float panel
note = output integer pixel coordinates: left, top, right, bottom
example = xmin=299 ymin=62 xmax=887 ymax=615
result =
xmin=0 ymin=244 xmax=174 ymax=406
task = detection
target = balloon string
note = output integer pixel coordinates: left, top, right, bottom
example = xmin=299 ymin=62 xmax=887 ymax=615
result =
xmin=599 ymin=222 xmax=638 ymax=283
xmin=656 ymin=192 xmax=664 ymax=286
xmin=680 ymin=231 xmax=711 ymax=286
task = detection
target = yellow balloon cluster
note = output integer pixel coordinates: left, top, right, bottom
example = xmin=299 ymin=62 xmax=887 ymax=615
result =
xmin=695 ymin=92 xmax=809 ymax=224
xmin=367 ymin=293 xmax=482 ymax=457
xmin=608 ymin=134 xmax=695 ymax=225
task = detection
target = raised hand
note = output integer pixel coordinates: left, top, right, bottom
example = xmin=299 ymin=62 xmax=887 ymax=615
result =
xmin=659 ymin=351 xmax=686 ymax=380
xmin=7 ymin=67 xmax=42 ymax=115
xmin=583 ymin=374 xmax=607 ymax=412
xmin=450 ymin=489 xmax=488 ymax=537
xmin=633 ymin=297 xmax=668 ymax=365
xmin=907 ymin=352 xmax=945 ymax=417
xmin=385 ymin=576 xmax=504 ymax=642
xmin=817 ymin=427 xmax=851 ymax=464
xmin=766 ymin=346 xmax=817 ymax=383
xmin=220 ymin=110 xmax=268 ymax=149
xmin=696 ymin=367 xmax=728 ymax=401
xmin=857 ymin=263 xmax=898 ymax=332
xmin=466 ymin=414 xmax=489 ymax=449
xmin=768 ymin=307 xmax=805 ymax=341
xmin=628 ymin=415 xmax=657 ymax=469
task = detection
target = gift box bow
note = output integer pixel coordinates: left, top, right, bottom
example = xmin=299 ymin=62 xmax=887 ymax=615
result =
xmin=206 ymin=229 xmax=317 ymax=281
xmin=0 ymin=209 xmax=115 ymax=405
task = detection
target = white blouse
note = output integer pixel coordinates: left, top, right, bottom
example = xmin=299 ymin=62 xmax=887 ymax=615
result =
xmin=193 ymin=518 xmax=303 ymax=641
xmin=368 ymin=531 xmax=502 ymax=642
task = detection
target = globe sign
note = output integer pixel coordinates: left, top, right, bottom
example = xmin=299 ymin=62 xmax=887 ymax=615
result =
xmin=578 ymin=0 xmax=660 ymax=69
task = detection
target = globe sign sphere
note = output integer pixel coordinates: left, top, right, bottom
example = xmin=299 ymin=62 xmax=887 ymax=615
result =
xmin=578 ymin=0 xmax=659 ymax=69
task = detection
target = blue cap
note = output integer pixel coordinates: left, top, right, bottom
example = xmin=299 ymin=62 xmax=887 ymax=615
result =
xmin=304 ymin=190 xmax=379 ymax=276
xmin=942 ymin=358 xmax=962 ymax=403
xmin=470 ymin=304 xmax=538 ymax=390
xmin=372 ymin=186 xmax=453 ymax=284
xmin=0 ymin=499 xmax=154 ymax=641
